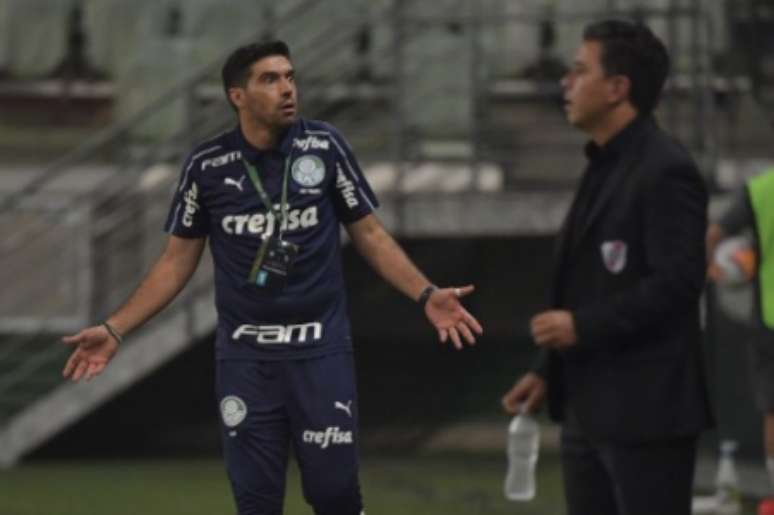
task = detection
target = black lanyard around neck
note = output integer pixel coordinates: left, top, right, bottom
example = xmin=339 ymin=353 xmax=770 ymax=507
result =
xmin=242 ymin=157 xmax=291 ymax=237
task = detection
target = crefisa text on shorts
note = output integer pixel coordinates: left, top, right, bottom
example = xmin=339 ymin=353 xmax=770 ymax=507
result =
xmin=302 ymin=426 xmax=353 ymax=449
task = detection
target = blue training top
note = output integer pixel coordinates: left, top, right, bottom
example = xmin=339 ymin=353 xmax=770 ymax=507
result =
xmin=165 ymin=118 xmax=379 ymax=360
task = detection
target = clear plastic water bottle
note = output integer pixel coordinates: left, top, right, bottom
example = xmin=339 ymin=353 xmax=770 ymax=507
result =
xmin=715 ymin=440 xmax=742 ymax=515
xmin=504 ymin=409 xmax=540 ymax=501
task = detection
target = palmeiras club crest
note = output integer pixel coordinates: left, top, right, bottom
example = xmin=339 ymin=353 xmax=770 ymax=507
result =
xmin=600 ymin=240 xmax=628 ymax=274
xmin=291 ymin=155 xmax=326 ymax=187
xmin=220 ymin=395 xmax=247 ymax=428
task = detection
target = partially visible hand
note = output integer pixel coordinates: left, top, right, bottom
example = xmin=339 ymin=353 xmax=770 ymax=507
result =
xmin=530 ymin=310 xmax=577 ymax=350
xmin=501 ymin=372 xmax=546 ymax=415
xmin=707 ymin=262 xmax=723 ymax=282
xmin=62 ymin=325 xmax=120 ymax=382
xmin=424 ymin=285 xmax=483 ymax=350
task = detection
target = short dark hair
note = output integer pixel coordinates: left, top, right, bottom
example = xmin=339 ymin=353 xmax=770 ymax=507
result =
xmin=583 ymin=19 xmax=670 ymax=114
xmin=221 ymin=40 xmax=291 ymax=109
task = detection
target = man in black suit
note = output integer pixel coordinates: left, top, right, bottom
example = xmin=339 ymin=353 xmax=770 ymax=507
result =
xmin=501 ymin=19 xmax=713 ymax=515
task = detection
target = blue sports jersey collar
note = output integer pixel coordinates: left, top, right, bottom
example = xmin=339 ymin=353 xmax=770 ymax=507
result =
xmin=233 ymin=119 xmax=305 ymax=162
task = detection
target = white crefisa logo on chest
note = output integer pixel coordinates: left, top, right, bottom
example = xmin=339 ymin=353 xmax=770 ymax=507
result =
xmin=291 ymin=155 xmax=326 ymax=188
xmin=601 ymin=240 xmax=628 ymax=274
xmin=293 ymin=136 xmax=330 ymax=151
xmin=220 ymin=395 xmax=247 ymax=428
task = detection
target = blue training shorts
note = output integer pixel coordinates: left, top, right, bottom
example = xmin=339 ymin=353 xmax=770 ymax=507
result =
xmin=216 ymin=352 xmax=363 ymax=515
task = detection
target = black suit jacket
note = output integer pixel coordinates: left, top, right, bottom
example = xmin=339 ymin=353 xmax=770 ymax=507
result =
xmin=534 ymin=116 xmax=713 ymax=443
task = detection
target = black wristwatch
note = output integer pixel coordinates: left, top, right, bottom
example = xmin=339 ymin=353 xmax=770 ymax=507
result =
xmin=417 ymin=285 xmax=438 ymax=308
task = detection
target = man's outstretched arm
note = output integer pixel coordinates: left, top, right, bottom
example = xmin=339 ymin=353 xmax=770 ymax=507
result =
xmin=62 ymin=235 xmax=207 ymax=381
xmin=345 ymin=214 xmax=483 ymax=349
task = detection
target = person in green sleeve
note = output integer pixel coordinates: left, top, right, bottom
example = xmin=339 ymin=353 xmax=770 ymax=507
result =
xmin=707 ymin=168 xmax=774 ymax=508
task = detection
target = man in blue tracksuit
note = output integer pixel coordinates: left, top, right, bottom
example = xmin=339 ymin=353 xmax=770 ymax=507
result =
xmin=62 ymin=40 xmax=483 ymax=515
